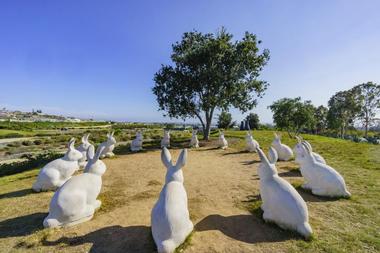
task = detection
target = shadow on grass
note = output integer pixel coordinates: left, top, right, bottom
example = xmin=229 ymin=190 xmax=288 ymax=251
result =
xmin=222 ymin=150 xmax=250 ymax=156
xmin=0 ymin=212 xmax=46 ymax=238
xmin=278 ymin=170 xmax=302 ymax=178
xmin=240 ymin=160 xmax=260 ymax=165
xmin=0 ymin=188 xmax=35 ymax=199
xmin=294 ymin=186 xmax=344 ymax=203
xmin=42 ymin=225 xmax=155 ymax=253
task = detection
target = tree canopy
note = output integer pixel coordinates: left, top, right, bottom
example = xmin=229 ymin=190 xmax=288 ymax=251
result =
xmin=268 ymin=97 xmax=316 ymax=137
xmin=245 ymin=113 xmax=260 ymax=130
xmin=217 ymin=111 xmax=234 ymax=129
xmin=153 ymin=28 xmax=269 ymax=140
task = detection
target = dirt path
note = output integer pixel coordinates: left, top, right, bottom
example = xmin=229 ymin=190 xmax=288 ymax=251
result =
xmin=0 ymin=146 xmax=304 ymax=253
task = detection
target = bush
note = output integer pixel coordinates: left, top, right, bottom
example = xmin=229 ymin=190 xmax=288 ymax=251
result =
xmin=22 ymin=140 xmax=33 ymax=146
xmin=33 ymin=139 xmax=42 ymax=145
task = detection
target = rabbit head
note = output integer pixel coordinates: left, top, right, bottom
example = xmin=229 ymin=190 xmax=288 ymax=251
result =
xmin=66 ymin=138 xmax=83 ymax=161
xmin=84 ymin=145 xmax=106 ymax=175
xmin=219 ymin=131 xmax=225 ymax=138
xmin=257 ymin=147 xmax=278 ymax=179
xmin=161 ymin=147 xmax=187 ymax=184
xmin=106 ymin=131 xmax=116 ymax=145
xmin=81 ymin=133 xmax=91 ymax=148
xmin=136 ymin=131 xmax=143 ymax=140
xmin=192 ymin=130 xmax=197 ymax=136
xmin=295 ymin=141 xmax=315 ymax=164
xmin=163 ymin=130 xmax=170 ymax=138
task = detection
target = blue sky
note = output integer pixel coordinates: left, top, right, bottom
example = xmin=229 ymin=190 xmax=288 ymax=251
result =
xmin=0 ymin=0 xmax=379 ymax=124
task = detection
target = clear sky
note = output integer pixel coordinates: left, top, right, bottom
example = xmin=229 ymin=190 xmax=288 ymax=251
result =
xmin=1 ymin=0 xmax=379 ymax=124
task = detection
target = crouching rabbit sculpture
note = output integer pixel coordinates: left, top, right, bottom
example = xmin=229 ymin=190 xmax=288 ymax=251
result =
xmin=271 ymin=133 xmax=293 ymax=161
xmin=294 ymin=142 xmax=351 ymax=198
xmin=189 ymin=130 xmax=199 ymax=148
xmin=99 ymin=131 xmax=116 ymax=158
xmin=295 ymin=136 xmax=326 ymax=164
xmin=161 ymin=130 xmax=171 ymax=148
xmin=43 ymin=145 xmax=107 ymax=228
xmin=218 ymin=131 xmax=228 ymax=149
xmin=131 ymin=131 xmax=143 ymax=151
xmin=77 ymin=133 xmax=94 ymax=167
xmin=257 ymin=147 xmax=313 ymax=239
xmin=246 ymin=131 xmax=259 ymax=152
xmin=32 ymin=138 xmax=82 ymax=192
xmin=151 ymin=148 xmax=193 ymax=253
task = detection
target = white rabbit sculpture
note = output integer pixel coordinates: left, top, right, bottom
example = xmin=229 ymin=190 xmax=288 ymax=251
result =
xmin=130 ymin=131 xmax=143 ymax=151
xmin=43 ymin=145 xmax=107 ymax=228
xmin=151 ymin=148 xmax=193 ymax=253
xmin=271 ymin=133 xmax=293 ymax=161
xmin=77 ymin=133 xmax=94 ymax=168
xmin=189 ymin=130 xmax=199 ymax=148
xmin=32 ymin=138 xmax=82 ymax=192
xmin=218 ymin=131 xmax=228 ymax=149
xmin=246 ymin=131 xmax=259 ymax=152
xmin=256 ymin=147 xmax=313 ymax=239
xmin=99 ymin=131 xmax=116 ymax=158
xmin=161 ymin=130 xmax=171 ymax=148
xmin=294 ymin=136 xmax=326 ymax=164
xmin=294 ymin=142 xmax=351 ymax=198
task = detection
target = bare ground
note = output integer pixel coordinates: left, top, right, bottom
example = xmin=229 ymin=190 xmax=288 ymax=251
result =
xmin=0 ymin=145 xmax=351 ymax=252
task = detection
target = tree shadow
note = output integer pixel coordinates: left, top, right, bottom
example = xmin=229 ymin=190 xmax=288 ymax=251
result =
xmin=195 ymin=213 xmax=301 ymax=244
xmin=0 ymin=212 xmax=46 ymax=238
xmin=0 ymin=188 xmax=35 ymax=199
xmin=42 ymin=225 xmax=155 ymax=253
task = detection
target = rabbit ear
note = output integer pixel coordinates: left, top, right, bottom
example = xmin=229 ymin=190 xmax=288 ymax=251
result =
xmin=81 ymin=135 xmax=86 ymax=143
xmin=268 ymin=147 xmax=278 ymax=164
xmin=68 ymin=138 xmax=75 ymax=149
xmin=302 ymin=140 xmax=313 ymax=152
xmin=94 ymin=146 xmax=105 ymax=161
xmin=86 ymin=133 xmax=90 ymax=142
xmin=274 ymin=132 xmax=278 ymax=138
xmin=86 ymin=145 xmax=95 ymax=160
xmin=161 ymin=147 xmax=172 ymax=168
xmin=295 ymin=136 xmax=302 ymax=143
xmin=111 ymin=131 xmax=114 ymax=137
xmin=301 ymin=142 xmax=312 ymax=154
xmin=257 ymin=147 xmax=270 ymax=167
xmin=176 ymin=149 xmax=187 ymax=168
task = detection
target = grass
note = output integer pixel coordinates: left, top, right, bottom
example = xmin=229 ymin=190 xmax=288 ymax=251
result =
xmin=0 ymin=130 xmax=379 ymax=252
xmin=0 ymin=129 xmax=34 ymax=138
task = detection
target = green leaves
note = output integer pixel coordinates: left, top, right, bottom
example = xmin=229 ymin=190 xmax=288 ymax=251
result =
xmin=153 ymin=28 xmax=269 ymax=139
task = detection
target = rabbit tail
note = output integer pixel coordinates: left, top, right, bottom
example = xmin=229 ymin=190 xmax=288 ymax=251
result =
xmin=157 ymin=239 xmax=176 ymax=253
xmin=43 ymin=217 xmax=61 ymax=228
xmin=297 ymin=222 xmax=313 ymax=239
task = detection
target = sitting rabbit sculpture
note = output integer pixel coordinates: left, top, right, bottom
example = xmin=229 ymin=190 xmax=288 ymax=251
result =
xmin=77 ymin=133 xmax=94 ymax=168
xmin=99 ymin=131 xmax=116 ymax=158
xmin=130 ymin=131 xmax=143 ymax=151
xmin=271 ymin=133 xmax=293 ymax=161
xmin=294 ymin=142 xmax=351 ymax=198
xmin=295 ymin=136 xmax=326 ymax=164
xmin=246 ymin=131 xmax=259 ymax=152
xmin=43 ymin=145 xmax=106 ymax=228
xmin=151 ymin=148 xmax=193 ymax=253
xmin=189 ymin=130 xmax=199 ymax=148
xmin=32 ymin=138 xmax=82 ymax=192
xmin=218 ymin=131 xmax=228 ymax=149
xmin=161 ymin=130 xmax=171 ymax=148
xmin=257 ymin=147 xmax=313 ymax=239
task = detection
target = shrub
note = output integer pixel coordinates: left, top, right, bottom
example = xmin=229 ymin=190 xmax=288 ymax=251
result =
xmin=33 ymin=139 xmax=42 ymax=145
xmin=22 ymin=140 xmax=33 ymax=146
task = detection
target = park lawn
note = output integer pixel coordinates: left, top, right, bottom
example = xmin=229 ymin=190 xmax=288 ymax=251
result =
xmin=0 ymin=129 xmax=35 ymax=139
xmin=0 ymin=130 xmax=379 ymax=252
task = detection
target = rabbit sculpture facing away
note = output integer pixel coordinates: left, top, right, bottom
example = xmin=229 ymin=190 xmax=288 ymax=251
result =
xmin=218 ymin=131 xmax=228 ymax=149
xmin=257 ymin=147 xmax=313 ymax=239
xmin=189 ymin=130 xmax=199 ymax=148
xmin=32 ymin=138 xmax=82 ymax=192
xmin=271 ymin=133 xmax=293 ymax=161
xmin=77 ymin=133 xmax=94 ymax=168
xmin=246 ymin=131 xmax=259 ymax=152
xmin=131 ymin=131 xmax=143 ymax=151
xmin=161 ymin=130 xmax=171 ymax=148
xmin=294 ymin=142 xmax=351 ymax=198
xmin=99 ymin=132 xmax=116 ymax=158
xmin=151 ymin=148 xmax=193 ymax=253
xmin=43 ymin=145 xmax=107 ymax=228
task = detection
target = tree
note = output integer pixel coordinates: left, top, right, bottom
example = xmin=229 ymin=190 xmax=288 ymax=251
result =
xmin=351 ymin=82 xmax=380 ymax=137
xmin=245 ymin=113 xmax=260 ymax=130
xmin=268 ymin=97 xmax=316 ymax=137
xmin=217 ymin=111 xmax=233 ymax=129
xmin=314 ymin=105 xmax=328 ymax=133
xmin=327 ymin=89 xmax=361 ymax=137
xmin=152 ymin=28 xmax=270 ymax=140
